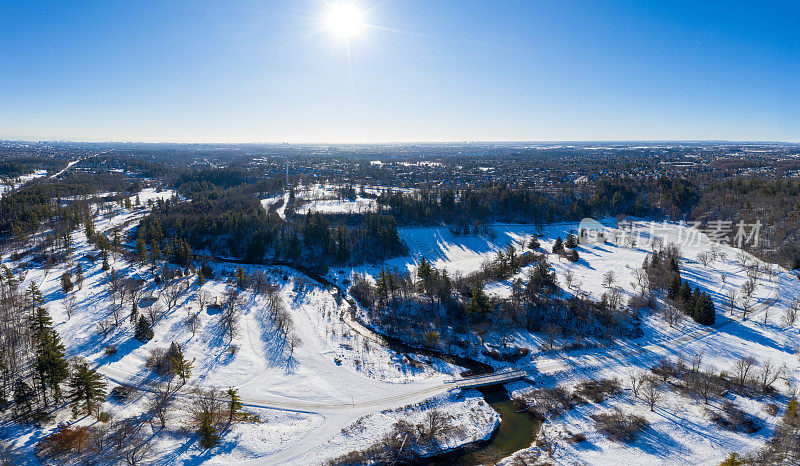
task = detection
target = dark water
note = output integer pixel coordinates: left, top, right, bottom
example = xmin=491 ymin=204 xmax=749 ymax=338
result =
xmin=416 ymin=386 xmax=541 ymax=465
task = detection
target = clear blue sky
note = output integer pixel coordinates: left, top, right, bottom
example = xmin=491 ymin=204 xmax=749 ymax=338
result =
xmin=1 ymin=0 xmax=798 ymax=143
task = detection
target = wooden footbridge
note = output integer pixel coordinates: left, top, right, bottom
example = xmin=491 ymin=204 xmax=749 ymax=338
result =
xmin=445 ymin=369 xmax=529 ymax=389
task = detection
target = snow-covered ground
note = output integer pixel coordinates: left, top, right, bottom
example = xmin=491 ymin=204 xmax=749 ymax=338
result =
xmin=7 ymin=190 xmax=800 ymax=465
xmin=340 ymin=219 xmax=800 ymax=464
xmin=0 ymin=168 xmax=47 ymax=197
xmin=295 ymin=198 xmax=377 ymax=215
xmin=1 ymin=188 xmax=494 ymax=464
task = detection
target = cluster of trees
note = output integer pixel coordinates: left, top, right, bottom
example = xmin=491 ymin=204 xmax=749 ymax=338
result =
xmin=373 ymin=177 xmax=698 ymax=229
xmin=136 ymin=183 xmax=406 ymax=267
xmin=642 ymin=244 xmax=715 ymax=326
xmin=0 ymin=272 xmax=108 ymax=425
xmin=352 ymin=249 xmax=639 ymax=355
xmin=0 ymin=172 xmax=137 ymax=243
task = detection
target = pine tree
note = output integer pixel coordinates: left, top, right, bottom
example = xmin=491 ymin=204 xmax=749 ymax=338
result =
xmin=786 ymin=396 xmax=798 ymax=419
xmin=134 ymin=315 xmax=154 ymax=342
xmin=565 ymin=232 xmax=578 ymax=249
xmin=693 ymin=292 xmax=716 ymax=326
xmin=13 ymin=378 xmax=35 ymax=418
xmin=529 ymin=237 xmax=540 ymax=250
xmin=29 ymin=306 xmax=68 ymax=402
xmin=552 ymin=236 xmax=564 ymax=254
xmin=197 ymin=410 xmax=220 ymax=448
xmin=226 ymin=387 xmax=242 ymax=424
xmin=135 ymin=235 xmax=147 ymax=261
xmin=467 ymin=283 xmax=490 ymax=317
xmin=61 ymin=272 xmax=74 ymax=293
xmin=170 ymin=343 xmax=193 ymax=384
xmin=235 ymin=267 xmax=245 ymax=289
xmin=26 ymin=282 xmax=44 ymax=314
xmin=719 ymin=453 xmax=743 ymax=466
xmin=68 ymin=362 xmax=107 ymax=416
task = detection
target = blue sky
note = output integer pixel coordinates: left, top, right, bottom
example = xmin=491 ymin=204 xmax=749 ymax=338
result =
xmin=1 ymin=0 xmax=798 ymax=142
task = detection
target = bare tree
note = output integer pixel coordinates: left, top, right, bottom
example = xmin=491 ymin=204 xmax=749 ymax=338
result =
xmin=147 ymin=302 xmax=166 ymax=326
xmin=418 ymin=410 xmax=451 ymax=441
xmin=696 ymin=251 xmax=712 ymax=267
xmin=733 ymin=356 xmax=757 ymax=389
xmin=186 ymin=309 xmax=201 ymax=337
xmin=221 ymin=289 xmax=242 ymax=343
xmin=736 ymin=249 xmax=749 ymax=268
xmin=163 ymin=282 xmax=183 ymax=313
xmin=662 ymin=303 xmax=682 ymax=327
xmin=783 ymin=301 xmax=799 ymax=328
xmin=196 ymin=289 xmax=211 ymax=314
xmin=690 ymin=352 xmax=704 ymax=373
xmin=757 ymin=360 xmax=783 ymax=393
xmin=628 ymin=371 xmax=645 ymax=398
xmin=98 ymin=319 xmax=113 ymax=338
xmin=643 ymin=382 xmax=662 ymax=411
xmin=148 ymin=378 xmax=177 ymax=429
xmin=631 ymin=269 xmax=649 ymax=295
xmin=726 ymin=288 xmax=738 ymax=316
xmin=564 ymin=269 xmax=575 ymax=290
xmin=741 ymin=278 xmax=756 ymax=299
xmin=64 ymin=293 xmax=77 ymax=320
xmin=602 ymin=270 xmax=616 ymax=288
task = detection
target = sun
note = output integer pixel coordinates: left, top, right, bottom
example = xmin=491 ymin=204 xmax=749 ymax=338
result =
xmin=324 ymin=2 xmax=366 ymax=40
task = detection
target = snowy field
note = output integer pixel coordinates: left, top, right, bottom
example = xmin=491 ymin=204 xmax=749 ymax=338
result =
xmin=0 ymin=168 xmax=47 ymax=197
xmin=6 ymin=186 xmax=800 ymax=465
xmin=339 ymin=219 xmax=800 ymax=464
xmin=1 ymin=188 xmax=497 ymax=464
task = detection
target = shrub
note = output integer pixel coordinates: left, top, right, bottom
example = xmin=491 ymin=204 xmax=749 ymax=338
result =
xmin=592 ymin=409 xmax=649 ymax=442
xmin=109 ymin=385 xmax=135 ymax=402
xmin=104 ymin=345 xmax=118 ymax=357
xmin=710 ymin=401 xmax=760 ymax=434
xmin=145 ymin=344 xmax=182 ymax=376
xmin=574 ymin=378 xmax=622 ymax=403
xmin=514 ymin=387 xmax=575 ymax=418
xmin=37 ymin=426 xmax=89 ymax=458
xmin=97 ymin=411 xmax=111 ymax=423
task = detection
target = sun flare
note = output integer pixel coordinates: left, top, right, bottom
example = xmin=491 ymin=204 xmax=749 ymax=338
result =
xmin=324 ymin=2 xmax=366 ymax=39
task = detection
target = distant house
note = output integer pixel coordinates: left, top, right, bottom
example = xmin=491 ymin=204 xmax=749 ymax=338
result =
xmin=207 ymin=296 xmax=222 ymax=313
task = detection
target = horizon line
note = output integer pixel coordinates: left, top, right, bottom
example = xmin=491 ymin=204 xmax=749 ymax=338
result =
xmin=2 ymin=138 xmax=798 ymax=146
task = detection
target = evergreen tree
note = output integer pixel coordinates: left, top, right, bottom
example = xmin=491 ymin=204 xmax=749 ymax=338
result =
xmin=552 ymin=236 xmax=565 ymax=254
xmin=693 ymin=292 xmax=716 ymax=326
xmin=197 ymin=410 xmax=220 ymax=448
xmin=467 ymin=283 xmax=491 ymax=317
xmin=13 ymin=378 xmax=35 ymax=419
xmin=68 ymin=362 xmax=107 ymax=416
xmin=169 ymin=343 xmax=193 ymax=384
xmin=26 ymin=282 xmax=44 ymax=314
xmin=235 ymin=267 xmax=245 ymax=289
xmin=226 ymin=387 xmax=242 ymax=423
xmin=667 ymin=275 xmax=682 ymax=300
xmin=30 ymin=308 xmax=68 ymax=404
xmin=678 ymin=282 xmax=693 ymax=308
xmin=61 ymin=272 xmax=74 ymax=293
xmin=529 ymin=237 xmax=540 ymax=250
xmin=135 ymin=234 xmax=147 ymax=261
xmin=565 ymin=232 xmax=578 ymax=249
xmin=134 ymin=315 xmax=154 ymax=342
xmin=786 ymin=396 xmax=798 ymax=419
